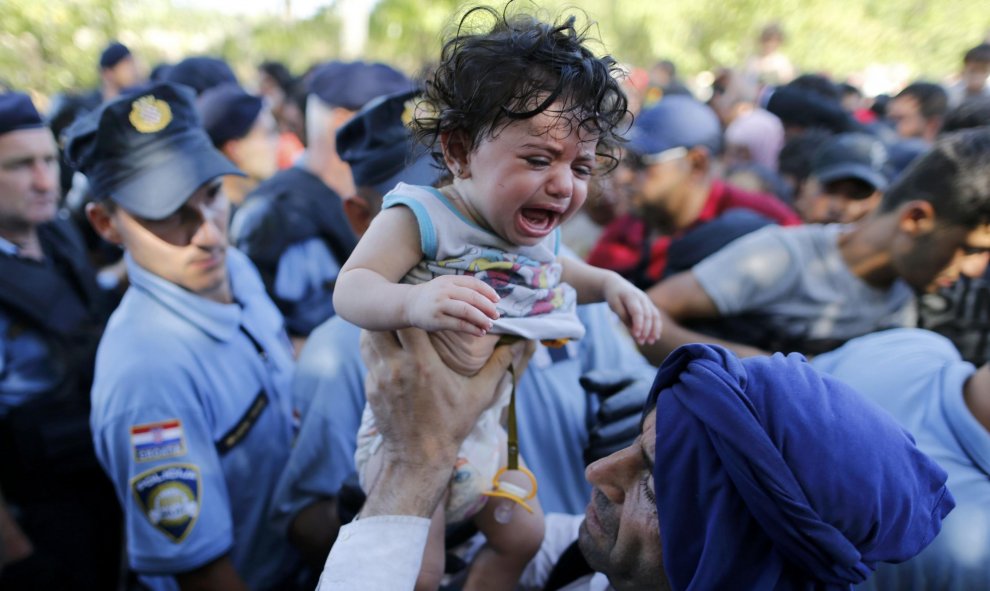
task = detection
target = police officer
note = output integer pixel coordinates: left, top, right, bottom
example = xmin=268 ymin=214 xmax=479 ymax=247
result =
xmin=0 ymin=92 xmax=120 ymax=590
xmin=231 ymin=61 xmax=411 ymax=350
xmin=66 ymin=82 xmax=301 ymax=590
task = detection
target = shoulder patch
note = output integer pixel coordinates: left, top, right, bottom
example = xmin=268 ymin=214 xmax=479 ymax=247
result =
xmin=131 ymin=464 xmax=201 ymax=543
xmin=130 ymin=419 xmax=186 ymax=462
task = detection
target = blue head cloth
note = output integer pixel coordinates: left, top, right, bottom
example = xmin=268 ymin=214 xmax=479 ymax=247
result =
xmin=647 ymin=344 xmax=955 ymax=590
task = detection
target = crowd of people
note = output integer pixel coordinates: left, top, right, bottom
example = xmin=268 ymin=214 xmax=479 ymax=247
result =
xmin=2 ymin=4 xmax=990 ymax=590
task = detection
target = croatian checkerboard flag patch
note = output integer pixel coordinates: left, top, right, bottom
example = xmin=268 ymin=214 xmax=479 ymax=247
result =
xmin=130 ymin=419 xmax=186 ymax=462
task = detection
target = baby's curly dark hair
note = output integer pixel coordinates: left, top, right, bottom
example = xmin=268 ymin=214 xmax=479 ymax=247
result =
xmin=412 ymin=4 xmax=629 ymax=174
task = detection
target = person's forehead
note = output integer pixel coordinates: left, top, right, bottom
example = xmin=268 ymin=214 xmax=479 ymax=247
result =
xmin=520 ymin=109 xmax=599 ymax=149
xmin=963 ymin=224 xmax=990 ymax=248
xmin=0 ymin=127 xmax=56 ymax=157
xmin=640 ymin=409 xmax=657 ymax=464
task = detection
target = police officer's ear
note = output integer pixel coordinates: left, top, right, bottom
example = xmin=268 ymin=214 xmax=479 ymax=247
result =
xmin=343 ymin=187 xmax=383 ymax=238
xmin=86 ymin=201 xmax=124 ymax=246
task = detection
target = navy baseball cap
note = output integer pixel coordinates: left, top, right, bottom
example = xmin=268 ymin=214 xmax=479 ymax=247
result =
xmin=100 ymin=42 xmax=131 ymax=70
xmin=162 ymin=57 xmax=238 ymax=96
xmin=64 ymin=82 xmax=243 ymax=220
xmin=196 ymin=84 xmax=264 ymax=148
xmin=308 ymin=61 xmax=412 ymax=111
xmin=627 ymin=95 xmax=722 ymax=157
xmin=0 ymin=93 xmax=44 ymax=136
xmin=336 ymin=89 xmax=440 ymax=195
xmin=812 ymin=132 xmax=891 ymax=191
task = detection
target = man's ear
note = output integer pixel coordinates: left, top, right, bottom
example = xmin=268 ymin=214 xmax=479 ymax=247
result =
xmin=440 ymin=130 xmax=471 ymax=178
xmin=897 ymin=200 xmax=937 ymax=236
xmin=220 ymin=139 xmax=239 ymax=163
xmin=342 ymin=195 xmax=373 ymax=237
xmin=86 ymin=201 xmax=123 ymax=245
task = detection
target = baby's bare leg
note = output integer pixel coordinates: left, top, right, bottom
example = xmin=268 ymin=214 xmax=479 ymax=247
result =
xmin=464 ymin=457 xmax=545 ymax=591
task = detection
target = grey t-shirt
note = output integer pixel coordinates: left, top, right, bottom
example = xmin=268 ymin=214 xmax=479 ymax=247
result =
xmin=692 ymin=223 xmax=916 ymax=353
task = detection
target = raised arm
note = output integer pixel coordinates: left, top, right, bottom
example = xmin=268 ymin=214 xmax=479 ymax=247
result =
xmin=560 ymin=256 xmax=662 ymax=345
xmin=316 ymin=328 xmax=532 ymax=590
xmin=639 ymin=270 xmax=768 ymax=365
xmin=333 ymin=207 xmax=499 ymax=335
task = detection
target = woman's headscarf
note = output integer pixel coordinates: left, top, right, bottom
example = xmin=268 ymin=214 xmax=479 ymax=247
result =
xmin=647 ymin=344 xmax=954 ymax=590
xmin=725 ymin=108 xmax=785 ymax=171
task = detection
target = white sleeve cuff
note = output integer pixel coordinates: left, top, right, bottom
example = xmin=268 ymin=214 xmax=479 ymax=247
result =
xmin=316 ymin=515 xmax=431 ymax=591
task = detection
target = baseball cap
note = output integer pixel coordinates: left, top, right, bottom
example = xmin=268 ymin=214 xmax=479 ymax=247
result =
xmin=308 ymin=61 xmax=413 ymax=111
xmin=196 ymin=84 xmax=264 ymax=148
xmin=626 ymin=95 xmax=722 ymax=157
xmin=0 ymin=93 xmax=44 ymax=136
xmin=100 ymin=42 xmax=131 ymax=70
xmin=162 ymin=57 xmax=238 ymax=96
xmin=336 ymin=89 xmax=440 ymax=196
xmin=811 ymin=132 xmax=891 ymax=191
xmin=64 ymin=82 xmax=243 ymax=220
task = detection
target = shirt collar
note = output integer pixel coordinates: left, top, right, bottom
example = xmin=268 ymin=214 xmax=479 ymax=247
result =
xmin=124 ymin=250 xmax=243 ymax=342
xmin=0 ymin=235 xmax=20 ymax=256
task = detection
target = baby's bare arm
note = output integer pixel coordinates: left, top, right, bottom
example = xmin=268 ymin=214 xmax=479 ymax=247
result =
xmin=334 ymin=207 xmax=501 ymax=334
xmin=559 ymin=255 xmax=616 ymax=304
xmin=334 ymin=207 xmax=426 ymax=331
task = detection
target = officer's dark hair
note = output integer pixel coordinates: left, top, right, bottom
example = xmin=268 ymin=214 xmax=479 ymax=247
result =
xmin=964 ymin=43 xmax=990 ymax=65
xmin=895 ymin=82 xmax=949 ymax=120
xmin=412 ymin=3 xmax=628 ymax=173
xmin=879 ymin=127 xmax=990 ymax=227
xmin=941 ymin=97 xmax=990 ymax=134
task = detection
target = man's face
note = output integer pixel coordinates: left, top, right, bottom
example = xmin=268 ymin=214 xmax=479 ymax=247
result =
xmin=108 ymin=180 xmax=232 ymax=303
xmin=887 ymin=96 xmax=927 ymax=141
xmin=579 ymin=410 xmax=669 ymax=590
xmin=962 ymin=60 xmax=990 ymax=94
xmin=108 ymin=56 xmax=141 ymax=91
xmin=0 ymin=128 xmax=59 ymax=235
xmin=628 ymin=147 xmax=693 ymax=234
xmin=227 ymin=110 xmax=279 ymax=181
xmin=895 ymin=221 xmax=990 ymax=293
xmin=794 ymin=176 xmax=880 ymax=224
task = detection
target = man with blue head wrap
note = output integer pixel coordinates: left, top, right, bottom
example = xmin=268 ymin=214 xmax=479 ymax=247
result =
xmin=316 ymin=336 xmax=954 ymax=590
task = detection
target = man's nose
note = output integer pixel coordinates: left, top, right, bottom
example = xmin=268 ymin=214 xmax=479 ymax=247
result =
xmin=584 ymin=445 xmax=640 ymax=504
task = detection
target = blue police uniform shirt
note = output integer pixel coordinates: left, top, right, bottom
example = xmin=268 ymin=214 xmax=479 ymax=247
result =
xmin=271 ymin=299 xmax=654 ymax=534
xmin=813 ymin=329 xmax=990 ymax=590
xmin=90 ymin=248 xmax=299 ymax=590
xmin=272 ymin=238 xmax=340 ymax=334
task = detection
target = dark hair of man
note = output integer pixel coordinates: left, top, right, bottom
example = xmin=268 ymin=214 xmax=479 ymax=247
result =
xmin=788 ymin=74 xmax=841 ymax=103
xmin=964 ymin=43 xmax=990 ymax=65
xmin=941 ymin=97 xmax=990 ymax=134
xmin=259 ymin=61 xmax=294 ymax=91
xmin=412 ymin=3 xmax=629 ymax=172
xmin=879 ymin=128 xmax=990 ymax=227
xmin=896 ymin=82 xmax=949 ymax=120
